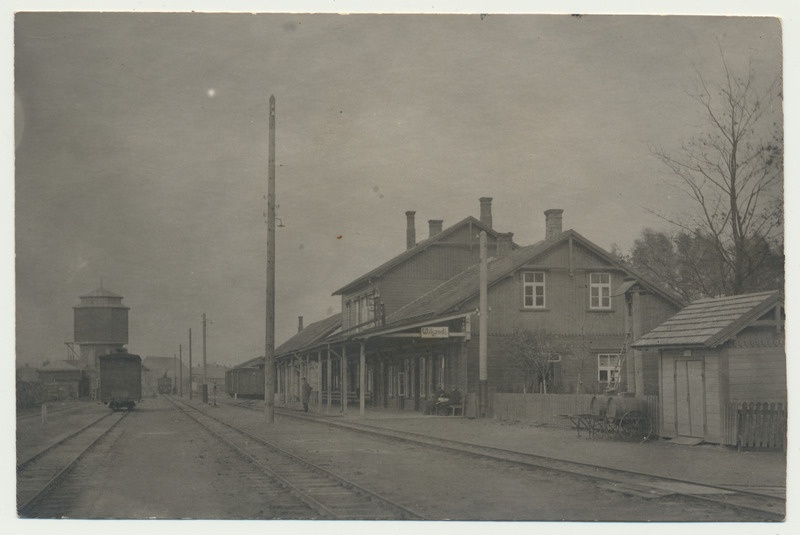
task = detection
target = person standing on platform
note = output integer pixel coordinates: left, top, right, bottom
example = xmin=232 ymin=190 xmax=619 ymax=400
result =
xmin=301 ymin=377 xmax=313 ymax=413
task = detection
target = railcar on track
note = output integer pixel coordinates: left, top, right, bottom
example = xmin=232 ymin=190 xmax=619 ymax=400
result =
xmin=225 ymin=366 xmax=264 ymax=399
xmin=157 ymin=374 xmax=173 ymax=395
xmin=98 ymin=350 xmax=142 ymax=411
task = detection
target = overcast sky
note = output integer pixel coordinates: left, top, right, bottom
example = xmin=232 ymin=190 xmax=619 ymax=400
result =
xmin=11 ymin=8 xmax=784 ymax=368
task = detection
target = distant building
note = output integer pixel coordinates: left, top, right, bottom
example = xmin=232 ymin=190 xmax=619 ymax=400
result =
xmin=142 ymin=356 xmax=191 ymax=397
xmin=191 ymin=363 xmax=228 ymax=392
xmin=37 ymin=360 xmax=83 ymax=401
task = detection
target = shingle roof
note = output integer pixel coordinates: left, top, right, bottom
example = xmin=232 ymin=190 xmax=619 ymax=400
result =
xmin=332 ymin=216 xmax=514 ymax=296
xmin=275 ymin=313 xmax=342 ymax=356
xmin=233 ymin=314 xmax=342 ymax=368
xmin=632 ymin=290 xmax=782 ymax=349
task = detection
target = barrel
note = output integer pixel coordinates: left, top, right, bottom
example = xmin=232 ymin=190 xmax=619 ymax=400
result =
xmin=606 ymin=395 xmax=645 ymax=418
xmin=589 ymin=396 xmax=606 ymax=416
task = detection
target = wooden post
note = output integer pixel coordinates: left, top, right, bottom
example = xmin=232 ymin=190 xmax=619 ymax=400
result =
xmin=341 ymin=344 xmax=348 ymax=413
xmin=179 ymin=344 xmax=183 ymax=397
xmin=479 ymin=231 xmax=488 ymax=418
xmin=264 ymin=94 xmax=277 ymax=423
xmin=359 ymin=341 xmax=366 ymax=417
xmin=305 ymin=353 xmax=310 ymax=410
xmin=188 ymin=328 xmax=193 ymax=400
xmin=326 ymin=346 xmax=332 ymax=413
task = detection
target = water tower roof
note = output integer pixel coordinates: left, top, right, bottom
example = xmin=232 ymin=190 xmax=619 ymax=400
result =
xmin=80 ymin=287 xmax=123 ymax=299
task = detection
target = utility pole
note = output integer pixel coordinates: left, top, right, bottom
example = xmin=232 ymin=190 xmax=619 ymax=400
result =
xmin=188 ymin=328 xmax=193 ymax=400
xmin=173 ymin=354 xmax=177 ymax=395
xmin=202 ymin=312 xmax=209 ymax=403
xmin=179 ymin=344 xmax=183 ymax=397
xmin=265 ymin=94 xmax=277 ymax=423
xmin=479 ymin=231 xmax=488 ymax=418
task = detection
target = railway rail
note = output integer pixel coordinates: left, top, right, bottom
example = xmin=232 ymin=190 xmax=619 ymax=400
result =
xmin=219 ymin=398 xmax=784 ymax=521
xmin=17 ymin=411 xmax=128 ymax=517
xmin=166 ymin=396 xmax=423 ymax=520
xmin=17 ymin=401 xmax=84 ymax=422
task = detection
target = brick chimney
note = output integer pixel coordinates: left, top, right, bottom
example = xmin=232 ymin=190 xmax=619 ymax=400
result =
xmin=497 ymin=232 xmax=514 ymax=257
xmin=428 ymin=219 xmax=443 ymax=239
xmin=298 ymin=316 xmax=304 ymax=332
xmin=544 ymin=209 xmax=564 ymax=240
xmin=479 ymin=197 xmax=493 ymax=229
xmin=405 ymin=211 xmax=416 ymax=250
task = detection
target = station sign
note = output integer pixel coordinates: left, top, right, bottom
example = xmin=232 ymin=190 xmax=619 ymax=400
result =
xmin=420 ymin=326 xmax=449 ymax=338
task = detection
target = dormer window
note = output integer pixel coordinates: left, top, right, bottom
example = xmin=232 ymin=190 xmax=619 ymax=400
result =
xmin=523 ymin=272 xmax=546 ymax=309
xmin=590 ymin=273 xmax=611 ymax=309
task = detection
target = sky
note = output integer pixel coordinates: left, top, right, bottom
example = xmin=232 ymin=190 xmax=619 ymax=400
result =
xmin=9 ymin=5 xmax=786 ymax=370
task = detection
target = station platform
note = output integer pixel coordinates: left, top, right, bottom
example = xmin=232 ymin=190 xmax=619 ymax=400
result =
xmin=302 ymin=404 xmax=788 ymax=495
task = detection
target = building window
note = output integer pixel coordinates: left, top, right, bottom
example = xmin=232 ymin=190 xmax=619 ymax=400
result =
xmin=597 ymin=353 xmax=621 ymax=384
xmin=590 ymin=273 xmax=611 ymax=309
xmin=523 ymin=271 xmax=546 ymax=308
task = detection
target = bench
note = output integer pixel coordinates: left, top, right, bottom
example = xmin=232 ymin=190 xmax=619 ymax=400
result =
xmin=448 ymin=403 xmax=463 ymax=416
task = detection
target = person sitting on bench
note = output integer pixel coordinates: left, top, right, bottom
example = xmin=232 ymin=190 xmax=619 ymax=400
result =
xmin=436 ymin=385 xmax=461 ymax=415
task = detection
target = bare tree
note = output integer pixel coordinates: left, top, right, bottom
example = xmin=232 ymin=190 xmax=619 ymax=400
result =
xmin=651 ymin=54 xmax=783 ymax=295
xmin=507 ymin=328 xmax=570 ymax=394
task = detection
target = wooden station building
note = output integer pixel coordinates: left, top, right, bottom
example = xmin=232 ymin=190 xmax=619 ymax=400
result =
xmin=235 ymin=200 xmax=683 ymax=417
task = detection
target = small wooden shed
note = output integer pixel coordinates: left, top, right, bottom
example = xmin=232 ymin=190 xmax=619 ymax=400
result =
xmin=632 ymin=291 xmax=785 ymax=446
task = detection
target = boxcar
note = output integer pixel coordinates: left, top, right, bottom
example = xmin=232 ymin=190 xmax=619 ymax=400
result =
xmin=225 ymin=367 xmax=264 ymax=399
xmin=99 ymin=350 xmax=142 ymax=411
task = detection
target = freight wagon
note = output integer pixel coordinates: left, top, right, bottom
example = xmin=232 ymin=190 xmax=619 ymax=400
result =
xmin=99 ymin=350 xmax=142 ymax=411
xmin=157 ymin=374 xmax=173 ymax=395
xmin=225 ymin=366 xmax=264 ymax=399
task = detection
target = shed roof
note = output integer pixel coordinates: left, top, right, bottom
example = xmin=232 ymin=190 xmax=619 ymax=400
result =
xmin=233 ymin=313 xmax=342 ymax=369
xmin=632 ymin=290 xmax=783 ymax=349
xmin=38 ymin=360 xmax=82 ymax=373
xmin=276 ymin=313 xmax=342 ymax=356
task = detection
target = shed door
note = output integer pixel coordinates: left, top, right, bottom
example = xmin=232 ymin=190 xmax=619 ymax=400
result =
xmin=675 ymin=360 xmax=705 ymax=437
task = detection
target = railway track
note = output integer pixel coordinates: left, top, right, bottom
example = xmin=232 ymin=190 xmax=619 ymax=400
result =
xmin=17 ymin=401 xmax=84 ymax=422
xmin=167 ymin=397 xmax=423 ymax=520
xmin=17 ymin=411 xmax=128 ymax=517
xmin=220 ymin=399 xmax=784 ymax=520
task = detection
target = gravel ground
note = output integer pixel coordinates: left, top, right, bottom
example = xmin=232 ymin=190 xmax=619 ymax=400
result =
xmin=14 ymin=397 xmax=785 ymax=521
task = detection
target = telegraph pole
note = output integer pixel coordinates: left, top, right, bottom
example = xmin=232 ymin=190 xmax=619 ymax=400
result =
xmin=479 ymin=231 xmax=488 ymax=418
xmin=188 ymin=328 xmax=193 ymax=400
xmin=265 ymin=94 xmax=276 ymax=423
xmin=202 ymin=312 xmax=209 ymax=403
xmin=179 ymin=344 xmax=183 ymax=397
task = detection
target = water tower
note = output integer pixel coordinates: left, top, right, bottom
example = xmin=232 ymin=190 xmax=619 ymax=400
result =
xmin=73 ymin=285 xmax=129 ymax=370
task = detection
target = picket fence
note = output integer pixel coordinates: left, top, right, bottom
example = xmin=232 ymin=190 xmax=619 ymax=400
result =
xmin=725 ymin=401 xmax=787 ymax=451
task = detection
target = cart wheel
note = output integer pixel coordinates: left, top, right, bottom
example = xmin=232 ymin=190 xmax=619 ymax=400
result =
xmin=619 ymin=410 xmax=652 ymax=441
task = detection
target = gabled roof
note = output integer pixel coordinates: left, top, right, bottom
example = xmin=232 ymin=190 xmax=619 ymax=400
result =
xmin=333 ymin=216 xmax=516 ymax=296
xmin=383 ymin=229 xmax=683 ymax=329
xmin=632 ymin=290 xmax=783 ymax=349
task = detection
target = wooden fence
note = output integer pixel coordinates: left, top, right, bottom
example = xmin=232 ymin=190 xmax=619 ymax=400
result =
xmin=726 ymin=401 xmax=786 ymax=451
xmin=488 ymin=393 xmax=660 ymax=431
